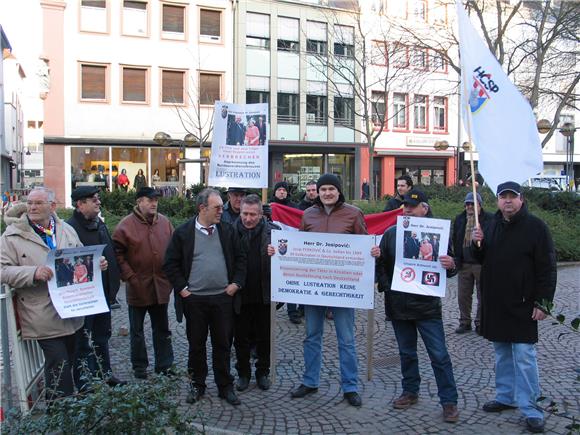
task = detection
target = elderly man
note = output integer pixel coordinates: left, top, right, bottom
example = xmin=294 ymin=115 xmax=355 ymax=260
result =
xmin=0 ymin=188 xmax=107 ymax=404
xmin=472 ymin=182 xmax=556 ymax=434
xmin=376 ymin=189 xmax=460 ymax=423
xmin=271 ymin=174 xmax=379 ymax=407
xmin=163 ymin=188 xmax=246 ymax=406
xmin=113 ymin=187 xmax=174 ymax=380
xmin=221 ymin=187 xmax=247 ymax=225
xmin=452 ymin=191 xmax=493 ymax=335
xmin=233 ymin=194 xmax=279 ymax=392
xmin=67 ymin=186 xmax=124 ymax=388
xmin=384 ymin=175 xmax=413 ymax=211
xmin=298 ymin=180 xmax=318 ymax=211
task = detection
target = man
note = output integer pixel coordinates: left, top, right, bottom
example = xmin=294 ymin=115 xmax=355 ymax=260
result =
xmin=361 ymin=178 xmax=370 ymax=200
xmin=270 ymin=181 xmax=298 ymax=209
xmin=221 ymin=187 xmax=247 ymax=225
xmin=278 ymin=174 xmax=379 ymax=407
xmin=1 ymin=188 xmax=107 ymax=404
xmin=67 ymin=186 xmax=125 ymax=388
xmin=298 ymin=180 xmax=318 ymax=211
xmin=384 ymin=175 xmax=413 ymax=211
xmin=404 ymin=231 xmax=420 ymax=259
xmin=452 ymin=191 xmax=493 ymax=334
xmin=113 ymin=187 xmax=174 ymax=380
xmin=163 ymin=188 xmax=246 ymax=406
xmin=472 ymin=181 xmax=556 ymax=434
xmin=376 ymin=189 xmax=460 ymax=423
xmin=227 ymin=115 xmax=246 ymax=145
xmin=233 ymin=194 xmax=279 ymax=392
xmin=257 ymin=116 xmax=267 ymax=145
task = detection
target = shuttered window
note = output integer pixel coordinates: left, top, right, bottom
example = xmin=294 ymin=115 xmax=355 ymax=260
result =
xmin=122 ymin=67 xmax=147 ymax=103
xmin=162 ymin=4 xmax=185 ymax=33
xmin=200 ymin=9 xmax=220 ymax=37
xmin=81 ymin=64 xmax=107 ymax=100
xmin=199 ymin=73 xmax=220 ymax=105
xmin=82 ymin=0 xmax=105 ymax=7
xmin=161 ymin=70 xmax=185 ymax=104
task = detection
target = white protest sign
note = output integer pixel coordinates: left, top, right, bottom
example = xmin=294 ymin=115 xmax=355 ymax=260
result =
xmin=391 ymin=216 xmax=451 ymax=297
xmin=270 ymin=230 xmax=375 ymax=309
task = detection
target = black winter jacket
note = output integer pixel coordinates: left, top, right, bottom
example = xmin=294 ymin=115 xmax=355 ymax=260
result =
xmin=162 ymin=218 xmax=247 ymax=322
xmin=452 ymin=209 xmax=493 ymax=269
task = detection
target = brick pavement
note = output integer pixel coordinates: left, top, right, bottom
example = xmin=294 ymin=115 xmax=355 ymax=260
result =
xmin=107 ymin=266 xmax=579 ymax=434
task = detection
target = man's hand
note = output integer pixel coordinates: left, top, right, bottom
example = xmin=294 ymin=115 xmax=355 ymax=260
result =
xmin=371 ymin=245 xmax=380 ymax=258
xmin=99 ymin=256 xmax=108 ymax=271
xmin=267 ymin=244 xmax=275 ymax=256
xmin=439 ymin=255 xmax=456 ymax=270
xmin=532 ymin=307 xmax=548 ymax=321
xmin=179 ymin=288 xmax=192 ymax=298
xmin=225 ymin=283 xmax=240 ymax=296
xmin=34 ymin=266 xmax=53 ymax=282
xmin=472 ymin=226 xmax=484 ymax=243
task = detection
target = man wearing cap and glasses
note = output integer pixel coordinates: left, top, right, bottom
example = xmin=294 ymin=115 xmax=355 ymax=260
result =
xmin=68 ymin=186 xmax=125 ymax=388
xmin=221 ymin=187 xmax=247 ymax=225
xmin=472 ymin=181 xmax=556 ymax=434
xmin=451 ymin=191 xmax=493 ymax=335
xmin=113 ymin=187 xmax=175 ymax=380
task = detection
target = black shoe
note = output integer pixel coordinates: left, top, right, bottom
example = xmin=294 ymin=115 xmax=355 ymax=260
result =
xmin=256 ymin=374 xmax=271 ymax=391
xmin=291 ymin=384 xmax=318 ymax=398
xmin=157 ymin=366 xmax=178 ymax=377
xmin=525 ymin=417 xmax=545 ymax=433
xmin=186 ymin=386 xmax=205 ymax=404
xmin=106 ymin=375 xmax=127 ymax=387
xmin=236 ymin=376 xmax=250 ymax=391
xmin=482 ymin=400 xmax=517 ymax=412
xmin=344 ymin=392 xmax=362 ymax=407
xmin=289 ymin=316 xmax=302 ymax=324
xmin=134 ymin=370 xmax=147 ymax=380
xmin=455 ymin=324 xmax=471 ymax=334
xmin=219 ymin=389 xmax=241 ymax=406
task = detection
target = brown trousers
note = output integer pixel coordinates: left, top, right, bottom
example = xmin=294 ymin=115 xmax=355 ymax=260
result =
xmin=457 ymin=263 xmax=482 ymax=327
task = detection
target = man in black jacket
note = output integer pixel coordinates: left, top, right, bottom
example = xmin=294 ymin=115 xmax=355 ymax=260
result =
xmin=384 ymin=175 xmax=413 ymax=211
xmin=221 ymin=187 xmax=247 ymax=225
xmin=376 ymin=189 xmax=459 ymax=423
xmin=163 ymin=188 xmax=247 ymax=406
xmin=297 ymin=180 xmax=318 ymax=211
xmin=452 ymin=191 xmax=493 ymax=334
xmin=472 ymin=182 xmax=556 ymax=434
xmin=233 ymin=194 xmax=279 ymax=392
xmin=67 ymin=186 xmax=125 ymax=388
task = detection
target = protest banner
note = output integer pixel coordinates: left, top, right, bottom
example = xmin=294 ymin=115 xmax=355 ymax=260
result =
xmin=391 ymin=216 xmax=451 ymax=297
xmin=46 ymin=245 xmax=108 ymax=318
xmin=270 ymin=230 xmax=375 ymax=309
xmin=208 ymin=101 xmax=269 ymax=188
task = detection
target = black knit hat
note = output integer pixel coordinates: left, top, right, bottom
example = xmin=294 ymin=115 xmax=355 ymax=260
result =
xmin=316 ymin=173 xmax=342 ymax=194
xmin=274 ymin=181 xmax=289 ymax=193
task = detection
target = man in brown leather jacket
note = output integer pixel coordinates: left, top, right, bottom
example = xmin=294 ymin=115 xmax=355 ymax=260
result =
xmin=113 ymin=187 xmax=174 ymax=379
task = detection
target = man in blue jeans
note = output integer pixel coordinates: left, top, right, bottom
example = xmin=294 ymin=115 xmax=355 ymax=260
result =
xmin=472 ymin=181 xmax=556 ymax=434
xmin=376 ymin=189 xmax=460 ymax=423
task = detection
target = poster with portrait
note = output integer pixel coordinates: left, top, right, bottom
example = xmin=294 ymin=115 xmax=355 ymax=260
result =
xmin=208 ymin=101 xmax=269 ymax=188
xmin=391 ymin=216 xmax=451 ymax=297
xmin=46 ymin=245 xmax=109 ymax=319
xmin=270 ymin=230 xmax=376 ymax=309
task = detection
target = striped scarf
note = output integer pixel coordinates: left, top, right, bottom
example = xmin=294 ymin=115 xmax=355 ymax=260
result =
xmin=463 ymin=213 xmax=475 ymax=247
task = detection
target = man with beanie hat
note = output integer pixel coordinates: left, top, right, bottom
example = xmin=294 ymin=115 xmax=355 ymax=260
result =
xmin=270 ymin=181 xmax=298 ymax=209
xmin=273 ymin=173 xmax=379 ymax=407
xmin=452 ymin=191 xmax=493 ymax=334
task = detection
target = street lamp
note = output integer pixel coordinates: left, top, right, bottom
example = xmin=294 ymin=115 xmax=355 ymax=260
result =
xmin=536 ymin=119 xmax=577 ymax=191
xmin=434 ymin=140 xmax=471 ymax=184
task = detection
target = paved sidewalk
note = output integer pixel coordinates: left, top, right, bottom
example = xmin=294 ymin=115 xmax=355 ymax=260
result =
xmin=107 ymin=267 xmax=579 ymax=434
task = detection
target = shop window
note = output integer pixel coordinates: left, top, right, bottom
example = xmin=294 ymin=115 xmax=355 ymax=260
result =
xmin=393 ymin=93 xmax=408 ymax=130
xmin=80 ymin=63 xmax=108 ymax=102
xmin=122 ymin=66 xmax=148 ymax=103
xmin=413 ymin=95 xmax=428 ymax=130
xmin=433 ymin=96 xmax=447 ymax=132
xmin=283 ymin=154 xmax=323 ymax=189
xmin=278 ymin=93 xmax=299 ymax=124
xmin=199 ymin=73 xmax=221 ymax=105
xmin=161 ymin=69 xmax=185 ymax=104
xmin=200 ymin=9 xmax=221 ymax=42
xmin=80 ymin=0 xmax=108 ymax=33
xmin=71 ymin=147 xmax=111 ymax=191
xmin=162 ymin=3 xmax=186 ymax=39
xmin=306 ymin=95 xmax=327 ymax=125
xmin=123 ymin=1 xmax=148 ymax=36
xmin=111 ymin=148 xmax=148 ymax=191
xmin=334 ymin=97 xmax=354 ymax=127
xmin=151 ymin=148 xmax=180 ymax=186
xmin=371 ymin=91 xmax=386 ymax=128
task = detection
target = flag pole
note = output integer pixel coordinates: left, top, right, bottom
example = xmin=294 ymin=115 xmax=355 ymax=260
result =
xmin=263 ymin=187 xmax=277 ymax=384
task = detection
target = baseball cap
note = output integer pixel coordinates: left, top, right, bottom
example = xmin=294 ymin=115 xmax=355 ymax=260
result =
xmin=401 ymin=190 xmax=429 ymax=207
xmin=136 ymin=187 xmax=162 ymax=199
xmin=464 ymin=192 xmax=483 ymax=204
xmin=496 ymin=181 xmax=521 ymax=196
xmin=71 ymin=186 xmax=100 ymax=202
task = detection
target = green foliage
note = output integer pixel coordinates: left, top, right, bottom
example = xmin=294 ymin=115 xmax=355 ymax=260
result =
xmin=536 ymin=299 xmax=580 ymax=335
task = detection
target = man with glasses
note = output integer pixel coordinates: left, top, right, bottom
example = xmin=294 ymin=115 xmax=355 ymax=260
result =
xmin=451 ymin=191 xmax=493 ymax=335
xmin=67 ymin=186 xmax=125 ymax=388
xmin=472 ymin=182 xmax=556 ymax=434
xmin=163 ymin=188 xmax=246 ymax=406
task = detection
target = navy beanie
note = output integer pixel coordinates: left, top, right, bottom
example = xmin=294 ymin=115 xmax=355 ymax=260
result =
xmin=316 ymin=173 xmax=342 ymax=194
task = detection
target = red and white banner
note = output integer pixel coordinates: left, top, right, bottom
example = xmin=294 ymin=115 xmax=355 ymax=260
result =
xmin=270 ymin=203 xmax=403 ymax=235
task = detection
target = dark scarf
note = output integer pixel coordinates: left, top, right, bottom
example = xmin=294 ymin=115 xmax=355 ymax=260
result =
xmin=236 ymin=219 xmax=265 ymax=303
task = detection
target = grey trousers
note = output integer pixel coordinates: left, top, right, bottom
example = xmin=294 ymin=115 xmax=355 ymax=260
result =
xmin=457 ymin=263 xmax=482 ymax=327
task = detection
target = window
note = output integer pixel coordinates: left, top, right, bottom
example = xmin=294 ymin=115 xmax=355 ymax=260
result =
xmin=431 ymin=51 xmax=447 ymax=72
xmin=393 ymin=93 xmax=408 ymax=130
xmin=371 ymin=91 xmax=386 ymax=127
xmin=411 ymin=48 xmax=428 ymax=69
xmin=82 ymin=0 xmax=105 ymax=6
xmin=162 ymin=3 xmax=185 ymax=38
xmin=278 ymin=17 xmax=299 ymax=53
xmin=334 ymin=43 xmax=354 ymax=58
xmin=334 ymin=97 xmax=354 ymax=127
xmin=246 ymin=91 xmax=270 ymax=104
xmin=123 ymin=1 xmax=148 ymax=36
xmin=199 ymin=9 xmax=221 ymax=41
xmin=80 ymin=64 xmax=108 ymax=101
xmin=307 ymin=40 xmax=327 ymax=56
xmin=413 ymin=0 xmax=427 ymax=22
xmin=306 ymin=95 xmax=327 ymax=125
xmin=199 ymin=73 xmax=220 ymax=105
xmin=246 ymin=36 xmax=270 ymax=49
xmin=161 ymin=69 xmax=185 ymax=104
xmin=307 ymin=21 xmax=327 ymax=56
xmin=389 ymin=43 xmax=409 ymax=68
xmin=413 ymin=95 xmax=428 ymax=130
xmin=27 ymin=121 xmax=35 ymax=129
xmin=122 ymin=66 xmax=148 ymax=103
xmin=334 ymin=25 xmax=354 ymax=58
xmin=388 ymin=0 xmax=407 ymax=19
xmin=277 ymin=93 xmax=299 ymax=124
xmin=371 ymin=41 xmax=387 ymax=65
xmin=80 ymin=0 xmax=107 ymax=33
xmin=433 ymin=96 xmax=447 ymax=132
xmin=278 ymin=39 xmax=299 ymax=52
xmin=247 ymin=13 xmax=270 ymax=50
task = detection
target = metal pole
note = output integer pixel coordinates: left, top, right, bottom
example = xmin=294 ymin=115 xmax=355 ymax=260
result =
xmin=1 ymin=285 xmax=14 ymax=411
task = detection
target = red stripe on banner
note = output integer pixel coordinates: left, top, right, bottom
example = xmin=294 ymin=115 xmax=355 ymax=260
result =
xmin=270 ymin=203 xmax=403 ymax=235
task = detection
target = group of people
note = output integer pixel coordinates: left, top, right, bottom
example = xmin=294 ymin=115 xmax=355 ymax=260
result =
xmin=0 ymin=175 xmax=556 ymax=433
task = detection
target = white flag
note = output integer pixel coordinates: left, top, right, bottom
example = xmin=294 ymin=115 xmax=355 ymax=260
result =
xmin=456 ymin=1 xmax=543 ymax=193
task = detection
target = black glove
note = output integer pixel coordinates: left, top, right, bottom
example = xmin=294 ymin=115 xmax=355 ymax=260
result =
xmin=262 ymin=204 xmax=272 ymax=220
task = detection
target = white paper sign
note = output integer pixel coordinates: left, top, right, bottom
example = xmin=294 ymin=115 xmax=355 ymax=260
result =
xmin=46 ymin=245 xmax=109 ymax=319
xmin=391 ymin=216 xmax=451 ymax=297
xmin=270 ymin=230 xmax=375 ymax=309
xmin=208 ymin=101 xmax=269 ymax=188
